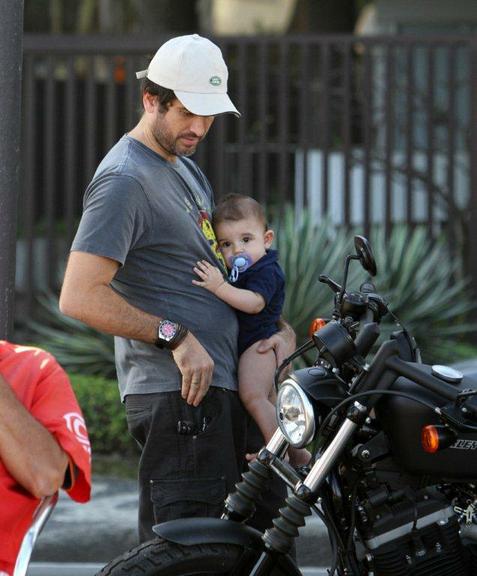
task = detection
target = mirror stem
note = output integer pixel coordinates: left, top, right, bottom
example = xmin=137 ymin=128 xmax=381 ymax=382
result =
xmin=339 ymin=254 xmax=360 ymax=304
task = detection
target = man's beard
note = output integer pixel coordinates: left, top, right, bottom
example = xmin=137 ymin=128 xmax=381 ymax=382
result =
xmin=152 ymin=117 xmax=198 ymax=158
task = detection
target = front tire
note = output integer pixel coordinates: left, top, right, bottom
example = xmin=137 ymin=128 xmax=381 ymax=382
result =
xmin=95 ymin=538 xmax=291 ymax=576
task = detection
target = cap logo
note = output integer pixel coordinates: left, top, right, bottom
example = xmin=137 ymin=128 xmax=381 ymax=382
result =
xmin=209 ymin=76 xmax=222 ymax=87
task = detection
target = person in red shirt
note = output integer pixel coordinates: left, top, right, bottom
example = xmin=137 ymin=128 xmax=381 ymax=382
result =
xmin=0 ymin=341 xmax=91 ymax=576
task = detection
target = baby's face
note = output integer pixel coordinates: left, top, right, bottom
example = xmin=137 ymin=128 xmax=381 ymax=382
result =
xmin=215 ymin=216 xmax=274 ymax=270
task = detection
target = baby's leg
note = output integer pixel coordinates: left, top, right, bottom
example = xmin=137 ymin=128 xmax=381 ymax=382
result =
xmin=238 ymin=341 xmax=278 ymax=444
xmin=239 ymin=343 xmax=311 ymax=467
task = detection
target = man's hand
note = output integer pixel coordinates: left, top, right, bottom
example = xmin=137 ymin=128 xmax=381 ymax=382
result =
xmin=257 ymin=321 xmax=296 ymax=369
xmin=172 ymin=332 xmax=214 ymax=407
xmin=192 ymin=260 xmax=227 ymax=295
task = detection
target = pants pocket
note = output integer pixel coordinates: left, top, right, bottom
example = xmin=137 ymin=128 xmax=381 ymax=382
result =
xmin=150 ymin=476 xmax=226 ymax=523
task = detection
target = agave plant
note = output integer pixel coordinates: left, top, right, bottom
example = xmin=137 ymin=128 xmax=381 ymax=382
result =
xmin=26 ymin=293 xmax=116 ymax=377
xmin=273 ymin=211 xmax=358 ymax=348
xmin=24 ymin=216 xmax=476 ymax=376
xmin=275 ymin=211 xmax=476 ymax=365
xmin=370 ymin=226 xmax=477 ymax=363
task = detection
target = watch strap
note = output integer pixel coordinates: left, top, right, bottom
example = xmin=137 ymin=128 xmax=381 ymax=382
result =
xmin=155 ymin=320 xmax=189 ymax=350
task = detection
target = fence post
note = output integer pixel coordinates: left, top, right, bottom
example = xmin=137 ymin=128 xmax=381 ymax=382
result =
xmin=468 ymin=39 xmax=477 ymax=315
xmin=0 ymin=1 xmax=24 ymax=339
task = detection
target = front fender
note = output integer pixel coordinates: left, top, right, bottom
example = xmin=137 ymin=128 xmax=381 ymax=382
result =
xmin=153 ymin=517 xmax=302 ymax=575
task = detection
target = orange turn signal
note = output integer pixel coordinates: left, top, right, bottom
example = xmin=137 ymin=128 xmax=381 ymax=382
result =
xmin=422 ymin=425 xmax=440 ymax=453
xmin=421 ymin=425 xmax=456 ymax=454
xmin=308 ymin=318 xmax=327 ymax=337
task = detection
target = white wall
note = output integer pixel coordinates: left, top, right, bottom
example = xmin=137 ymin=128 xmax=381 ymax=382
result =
xmin=294 ymin=149 xmax=469 ymax=227
xmin=356 ymin=0 xmax=477 ymax=35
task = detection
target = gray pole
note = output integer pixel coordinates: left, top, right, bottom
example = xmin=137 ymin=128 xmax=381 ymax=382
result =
xmin=0 ymin=1 xmax=24 ymax=339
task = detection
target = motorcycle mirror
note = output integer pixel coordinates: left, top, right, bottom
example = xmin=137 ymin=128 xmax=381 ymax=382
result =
xmin=354 ymin=236 xmax=377 ymax=277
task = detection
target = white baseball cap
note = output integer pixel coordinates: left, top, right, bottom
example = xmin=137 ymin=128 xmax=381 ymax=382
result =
xmin=136 ymin=34 xmax=241 ymax=118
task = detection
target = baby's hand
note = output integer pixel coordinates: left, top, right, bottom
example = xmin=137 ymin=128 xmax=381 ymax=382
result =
xmin=193 ymin=260 xmax=227 ymax=294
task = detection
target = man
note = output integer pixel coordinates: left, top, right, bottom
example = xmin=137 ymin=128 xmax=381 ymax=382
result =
xmin=0 ymin=340 xmax=91 ymax=576
xmin=60 ymin=34 xmax=293 ymax=542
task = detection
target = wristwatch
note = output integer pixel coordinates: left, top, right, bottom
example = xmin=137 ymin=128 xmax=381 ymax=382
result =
xmin=155 ymin=320 xmax=188 ymax=350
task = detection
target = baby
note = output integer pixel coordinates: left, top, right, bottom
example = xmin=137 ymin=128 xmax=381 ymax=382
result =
xmin=193 ymin=193 xmax=309 ymax=466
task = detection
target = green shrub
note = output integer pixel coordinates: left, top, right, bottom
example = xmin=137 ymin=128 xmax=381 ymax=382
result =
xmin=69 ymin=373 xmax=138 ymax=457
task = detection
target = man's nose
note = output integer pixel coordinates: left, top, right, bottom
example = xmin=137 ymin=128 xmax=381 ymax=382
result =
xmin=190 ymin=116 xmax=209 ymax=137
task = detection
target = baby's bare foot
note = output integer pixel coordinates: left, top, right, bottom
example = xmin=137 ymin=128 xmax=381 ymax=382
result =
xmin=288 ymin=448 xmax=311 ymax=468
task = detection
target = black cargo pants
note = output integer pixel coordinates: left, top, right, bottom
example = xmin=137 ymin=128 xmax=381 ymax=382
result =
xmin=125 ymin=386 xmax=287 ymax=542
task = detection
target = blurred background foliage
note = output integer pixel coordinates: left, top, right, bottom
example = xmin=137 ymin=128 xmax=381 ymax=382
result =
xmin=24 ymin=0 xmax=373 ymax=35
xmin=27 ymin=215 xmax=477 ymax=455
xmin=29 ymin=216 xmax=477 ymax=372
xmin=277 ymin=212 xmax=477 ymax=364
xmin=69 ymin=373 xmax=137 ymax=457
xmin=29 ymin=208 xmax=476 ymax=368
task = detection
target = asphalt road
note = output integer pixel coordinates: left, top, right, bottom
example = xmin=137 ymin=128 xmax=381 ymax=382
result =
xmin=30 ymin=474 xmax=331 ymax=574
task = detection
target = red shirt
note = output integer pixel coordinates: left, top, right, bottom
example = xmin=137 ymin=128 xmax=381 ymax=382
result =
xmin=0 ymin=341 xmax=91 ymax=574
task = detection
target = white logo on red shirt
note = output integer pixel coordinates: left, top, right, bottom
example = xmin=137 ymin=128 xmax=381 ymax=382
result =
xmin=63 ymin=412 xmax=91 ymax=455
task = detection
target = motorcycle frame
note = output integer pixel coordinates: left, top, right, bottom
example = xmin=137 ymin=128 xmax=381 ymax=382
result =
xmin=247 ymin=338 xmax=477 ymax=575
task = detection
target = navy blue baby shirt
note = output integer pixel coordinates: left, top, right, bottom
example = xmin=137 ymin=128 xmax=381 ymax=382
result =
xmin=232 ymin=249 xmax=285 ymax=355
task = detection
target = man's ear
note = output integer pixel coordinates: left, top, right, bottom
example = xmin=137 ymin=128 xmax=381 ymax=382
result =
xmin=264 ymin=229 xmax=274 ymax=249
xmin=143 ymin=91 xmax=157 ymax=114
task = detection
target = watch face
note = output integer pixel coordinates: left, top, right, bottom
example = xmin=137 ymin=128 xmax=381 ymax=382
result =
xmin=159 ymin=320 xmax=177 ymax=342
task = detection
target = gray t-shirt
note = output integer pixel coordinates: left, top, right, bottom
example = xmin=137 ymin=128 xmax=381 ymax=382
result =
xmin=71 ymin=135 xmax=238 ymax=400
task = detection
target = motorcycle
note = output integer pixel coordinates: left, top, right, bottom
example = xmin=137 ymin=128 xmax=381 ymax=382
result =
xmin=98 ymin=236 xmax=477 ymax=576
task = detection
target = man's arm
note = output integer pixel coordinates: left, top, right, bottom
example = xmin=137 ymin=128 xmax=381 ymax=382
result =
xmin=60 ymin=251 xmax=213 ymax=406
xmin=0 ymin=375 xmax=68 ymax=499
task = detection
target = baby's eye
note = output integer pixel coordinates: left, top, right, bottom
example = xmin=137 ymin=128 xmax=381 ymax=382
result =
xmin=221 ymin=241 xmax=231 ymax=248
xmin=243 ymin=237 xmax=251 ymax=243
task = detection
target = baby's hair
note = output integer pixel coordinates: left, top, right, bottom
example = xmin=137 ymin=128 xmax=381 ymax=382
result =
xmin=212 ymin=194 xmax=267 ymax=229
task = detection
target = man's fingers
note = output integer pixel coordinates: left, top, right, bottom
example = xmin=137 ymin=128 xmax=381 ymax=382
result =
xmin=192 ymin=369 xmax=211 ymax=407
xmin=173 ymin=332 xmax=214 ymax=406
xmin=257 ymin=339 xmax=273 ymax=354
xmin=188 ymin=366 xmax=212 ymax=406
xmin=181 ymin=369 xmax=193 ymax=400
xmin=186 ymin=378 xmax=201 ymax=405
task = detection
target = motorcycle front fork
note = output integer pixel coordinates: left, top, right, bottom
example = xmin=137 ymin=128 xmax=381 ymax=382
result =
xmin=232 ymin=406 xmax=366 ymax=576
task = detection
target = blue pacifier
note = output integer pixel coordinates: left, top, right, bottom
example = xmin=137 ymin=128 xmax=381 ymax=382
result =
xmin=229 ymin=254 xmax=252 ymax=282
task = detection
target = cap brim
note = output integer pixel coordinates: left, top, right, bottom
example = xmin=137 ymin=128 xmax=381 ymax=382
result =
xmin=174 ymin=90 xmax=241 ymax=118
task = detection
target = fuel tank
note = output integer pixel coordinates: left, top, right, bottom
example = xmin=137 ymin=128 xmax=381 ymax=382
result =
xmin=288 ymin=365 xmax=347 ymax=408
xmin=375 ymin=363 xmax=477 ymax=480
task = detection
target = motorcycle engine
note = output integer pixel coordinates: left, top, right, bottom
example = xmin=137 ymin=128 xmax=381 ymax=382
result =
xmin=357 ymin=486 xmax=477 ymax=575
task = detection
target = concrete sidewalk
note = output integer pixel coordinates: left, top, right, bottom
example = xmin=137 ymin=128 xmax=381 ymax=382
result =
xmin=31 ymin=474 xmax=332 ymax=571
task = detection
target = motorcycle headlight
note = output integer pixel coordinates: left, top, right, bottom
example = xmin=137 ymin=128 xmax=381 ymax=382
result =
xmin=276 ymin=379 xmax=315 ymax=448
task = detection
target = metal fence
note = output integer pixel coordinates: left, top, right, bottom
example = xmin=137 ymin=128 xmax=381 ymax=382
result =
xmin=18 ymin=33 xmax=477 ymax=313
